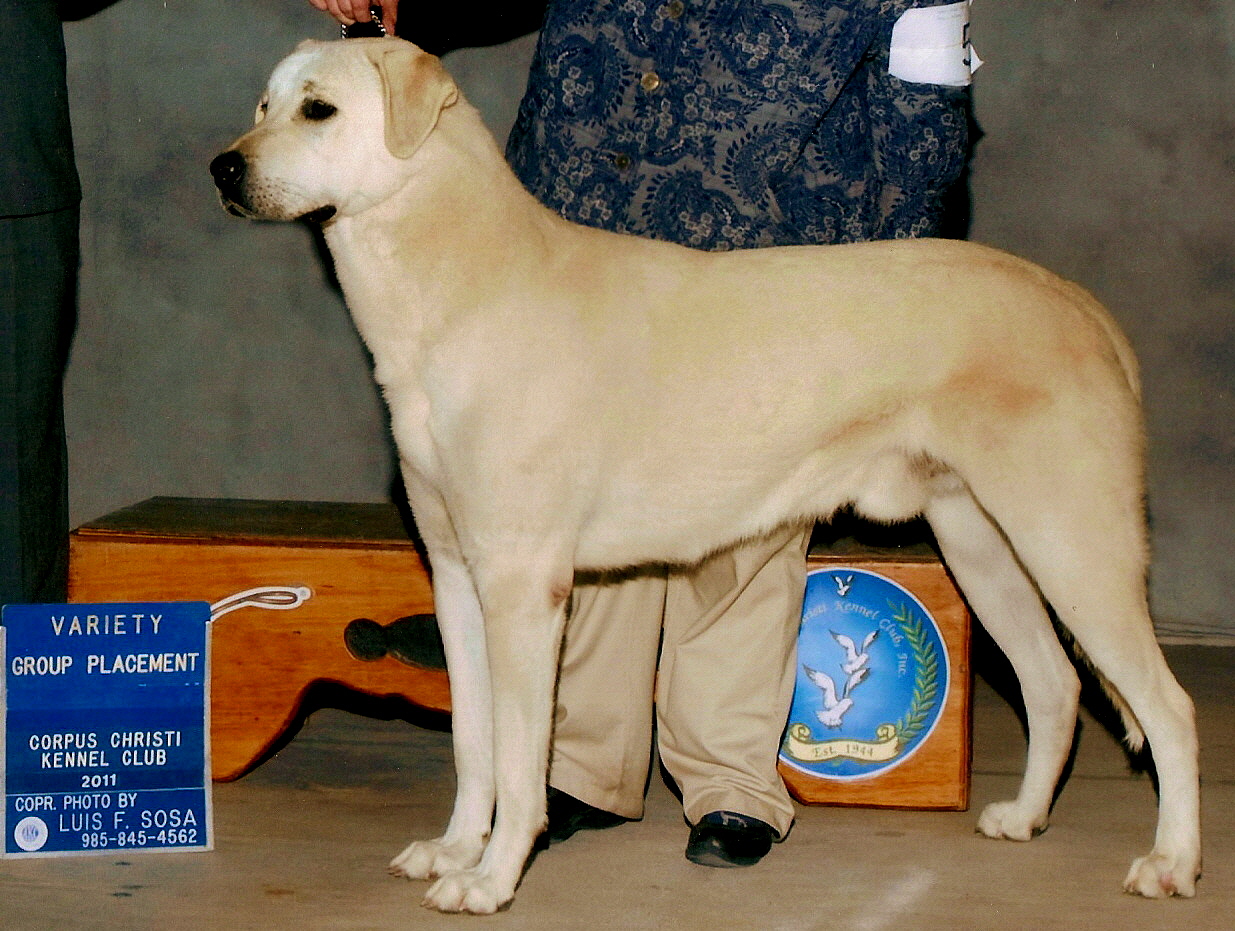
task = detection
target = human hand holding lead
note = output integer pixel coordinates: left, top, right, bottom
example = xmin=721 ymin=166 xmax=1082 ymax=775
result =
xmin=306 ymin=0 xmax=398 ymax=34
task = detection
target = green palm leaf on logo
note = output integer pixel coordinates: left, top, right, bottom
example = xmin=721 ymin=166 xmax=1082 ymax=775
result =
xmin=890 ymin=602 xmax=941 ymax=749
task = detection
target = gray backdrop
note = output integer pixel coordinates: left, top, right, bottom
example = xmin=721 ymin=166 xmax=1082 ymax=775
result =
xmin=62 ymin=2 xmax=1235 ymax=639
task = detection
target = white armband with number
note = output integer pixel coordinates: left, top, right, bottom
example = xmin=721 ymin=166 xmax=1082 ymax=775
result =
xmin=889 ymin=1 xmax=983 ymax=88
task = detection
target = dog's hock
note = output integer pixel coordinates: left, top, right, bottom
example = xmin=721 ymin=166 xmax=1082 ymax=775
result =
xmin=365 ymin=41 xmax=459 ymax=159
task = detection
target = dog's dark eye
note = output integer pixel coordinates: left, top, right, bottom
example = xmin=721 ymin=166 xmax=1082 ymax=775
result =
xmin=301 ymin=99 xmax=338 ymax=122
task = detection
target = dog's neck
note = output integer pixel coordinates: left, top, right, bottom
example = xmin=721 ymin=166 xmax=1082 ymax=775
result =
xmin=320 ymin=96 xmax=568 ymax=381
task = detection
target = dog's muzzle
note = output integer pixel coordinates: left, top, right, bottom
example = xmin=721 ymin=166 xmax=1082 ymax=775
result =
xmin=209 ymin=150 xmax=338 ymax=224
xmin=209 ymin=150 xmax=251 ymax=217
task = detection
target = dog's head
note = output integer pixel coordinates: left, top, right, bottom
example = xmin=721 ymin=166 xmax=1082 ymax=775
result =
xmin=210 ymin=38 xmax=458 ymax=224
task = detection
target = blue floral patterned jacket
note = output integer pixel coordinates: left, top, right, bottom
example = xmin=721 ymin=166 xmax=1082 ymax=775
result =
xmin=506 ymin=0 xmax=974 ymax=249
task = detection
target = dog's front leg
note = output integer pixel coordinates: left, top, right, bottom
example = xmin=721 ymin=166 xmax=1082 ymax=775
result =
xmin=422 ymin=556 xmax=572 ymax=914
xmin=388 ymin=484 xmax=497 ymax=887
xmin=388 ymin=551 xmax=495 ymax=881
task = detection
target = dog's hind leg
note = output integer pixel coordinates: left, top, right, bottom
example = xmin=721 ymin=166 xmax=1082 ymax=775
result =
xmin=388 ymin=484 xmax=496 ymax=888
xmin=925 ymin=482 xmax=1081 ymax=843
xmin=421 ymin=551 xmax=573 ymax=914
xmin=974 ymin=483 xmax=1201 ymax=898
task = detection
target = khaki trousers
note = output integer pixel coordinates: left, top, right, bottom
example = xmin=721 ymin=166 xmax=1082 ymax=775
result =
xmin=550 ymin=524 xmax=810 ymax=838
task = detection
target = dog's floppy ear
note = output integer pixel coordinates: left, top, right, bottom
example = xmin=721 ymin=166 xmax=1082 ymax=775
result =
xmin=365 ymin=41 xmax=459 ymax=159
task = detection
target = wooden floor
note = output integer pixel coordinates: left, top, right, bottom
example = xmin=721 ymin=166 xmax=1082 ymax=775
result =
xmin=2 ymin=645 xmax=1230 ymax=930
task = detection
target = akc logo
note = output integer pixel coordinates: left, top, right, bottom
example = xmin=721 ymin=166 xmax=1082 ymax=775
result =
xmin=13 ymin=816 xmax=49 ymax=852
xmin=780 ymin=567 xmax=948 ymax=781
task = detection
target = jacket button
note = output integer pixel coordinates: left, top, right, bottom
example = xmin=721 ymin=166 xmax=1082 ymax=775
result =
xmin=663 ymin=0 xmax=685 ymax=19
xmin=640 ymin=71 xmax=662 ymax=92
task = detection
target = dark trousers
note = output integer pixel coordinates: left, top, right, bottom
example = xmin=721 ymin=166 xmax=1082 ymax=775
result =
xmin=0 ymin=205 xmax=78 ymax=604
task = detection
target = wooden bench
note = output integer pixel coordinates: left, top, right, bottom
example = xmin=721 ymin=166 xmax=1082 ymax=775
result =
xmin=70 ymin=497 xmax=969 ymax=808
xmin=69 ymin=497 xmax=447 ymax=781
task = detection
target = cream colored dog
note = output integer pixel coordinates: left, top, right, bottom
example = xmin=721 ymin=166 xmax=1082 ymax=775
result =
xmin=211 ymin=38 xmax=1201 ymax=913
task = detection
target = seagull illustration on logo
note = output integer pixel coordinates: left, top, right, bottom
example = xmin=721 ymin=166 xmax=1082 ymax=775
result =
xmin=802 ymin=666 xmax=855 ymax=728
xmin=802 ymin=628 xmax=878 ymax=728
xmin=832 ymin=573 xmax=854 ymax=597
xmin=832 ymin=629 xmax=878 ymax=675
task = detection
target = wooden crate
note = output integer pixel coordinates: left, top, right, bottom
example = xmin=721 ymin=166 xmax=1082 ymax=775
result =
xmin=779 ymin=537 xmax=971 ymax=810
xmin=68 ymin=497 xmax=448 ymax=781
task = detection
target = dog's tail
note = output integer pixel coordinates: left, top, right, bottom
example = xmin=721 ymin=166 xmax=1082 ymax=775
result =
xmin=1096 ymin=666 xmax=1148 ymax=754
xmin=1058 ymin=624 xmax=1147 ymax=752
xmin=1099 ymin=305 xmax=1143 ymax=403
xmin=1091 ymin=299 xmax=1146 ymax=751
xmin=1069 ymin=278 xmax=1143 ymax=402
xmin=1063 ymin=283 xmax=1147 ymax=752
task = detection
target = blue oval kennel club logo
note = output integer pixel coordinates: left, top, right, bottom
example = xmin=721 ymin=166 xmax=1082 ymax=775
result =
xmin=780 ymin=567 xmax=948 ymax=780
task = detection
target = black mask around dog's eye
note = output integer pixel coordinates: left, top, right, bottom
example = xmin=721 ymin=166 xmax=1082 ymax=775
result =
xmin=301 ymin=99 xmax=339 ymax=122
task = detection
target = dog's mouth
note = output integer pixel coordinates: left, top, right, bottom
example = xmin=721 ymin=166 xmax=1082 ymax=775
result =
xmin=298 ymin=205 xmax=338 ymax=225
xmin=216 ymin=194 xmax=336 ymax=226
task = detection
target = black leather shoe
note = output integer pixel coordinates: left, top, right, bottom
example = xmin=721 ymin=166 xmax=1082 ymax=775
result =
xmin=685 ymin=811 xmax=776 ymax=867
xmin=540 ymin=788 xmax=629 ymax=847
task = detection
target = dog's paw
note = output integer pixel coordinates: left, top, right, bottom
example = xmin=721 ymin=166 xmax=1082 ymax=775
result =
xmin=421 ymin=868 xmax=512 ymax=914
xmin=975 ymin=800 xmax=1048 ymax=842
xmin=389 ymin=836 xmax=485 ymax=881
xmin=1123 ymin=850 xmax=1200 ymax=898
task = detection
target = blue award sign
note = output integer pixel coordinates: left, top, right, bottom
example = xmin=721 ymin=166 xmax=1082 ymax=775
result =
xmin=1 ymin=603 xmax=212 ymax=856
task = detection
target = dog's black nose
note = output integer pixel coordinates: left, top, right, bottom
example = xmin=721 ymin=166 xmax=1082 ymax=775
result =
xmin=210 ymin=150 xmax=246 ymax=191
